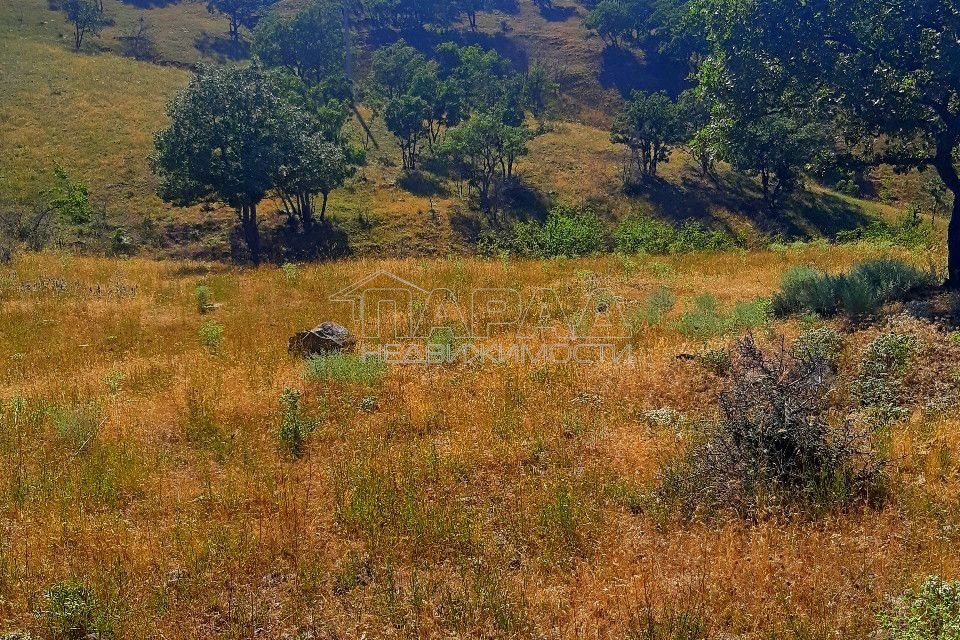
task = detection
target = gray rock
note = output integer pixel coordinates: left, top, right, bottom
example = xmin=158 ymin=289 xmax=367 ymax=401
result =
xmin=289 ymin=321 xmax=356 ymax=357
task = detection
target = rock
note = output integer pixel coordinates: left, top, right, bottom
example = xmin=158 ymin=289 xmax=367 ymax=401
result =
xmin=288 ymin=321 xmax=356 ymax=357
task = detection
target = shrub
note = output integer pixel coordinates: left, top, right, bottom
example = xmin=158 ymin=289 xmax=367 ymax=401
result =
xmin=879 ymin=576 xmax=960 ymax=640
xmin=629 ymin=286 xmax=677 ymax=331
xmin=772 ymin=259 xmax=933 ymax=318
xmin=791 ymin=326 xmax=845 ymax=370
xmin=305 ymin=353 xmax=387 ymax=386
xmin=195 ymin=285 xmax=212 ymax=314
xmin=836 ymin=212 xmax=933 ymax=249
xmin=510 ymin=205 xmax=606 ymax=258
xmin=198 ymin=320 xmax=224 ymax=354
xmin=853 ymin=332 xmax=916 ymax=426
xmin=41 ymin=581 xmax=113 ymax=640
xmin=278 ymin=388 xmax=316 ymax=458
xmin=659 ymin=334 xmax=884 ymax=518
xmin=615 ymin=215 xmax=737 ymax=254
xmin=675 ymin=295 xmax=770 ymax=339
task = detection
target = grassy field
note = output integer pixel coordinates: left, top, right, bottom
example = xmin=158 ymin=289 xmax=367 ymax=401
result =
xmin=1 ymin=244 xmax=959 ymax=638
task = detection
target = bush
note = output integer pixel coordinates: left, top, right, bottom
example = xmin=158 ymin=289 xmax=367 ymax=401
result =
xmin=41 ymin=581 xmax=113 ymax=640
xmin=195 ymin=285 xmax=212 ymax=314
xmin=304 ymin=353 xmax=387 ymax=386
xmin=853 ymin=332 xmax=916 ymax=426
xmin=615 ymin=215 xmax=737 ymax=254
xmin=278 ymin=388 xmax=316 ymax=458
xmin=674 ymin=295 xmax=770 ymax=339
xmin=509 ymin=205 xmax=606 ymax=258
xmin=791 ymin=325 xmax=845 ymax=370
xmin=772 ymin=259 xmax=933 ymax=318
xmin=879 ymin=576 xmax=960 ymax=640
xmin=836 ymin=212 xmax=933 ymax=249
xmin=659 ymin=334 xmax=884 ymax=518
xmin=198 ymin=320 xmax=224 ymax=354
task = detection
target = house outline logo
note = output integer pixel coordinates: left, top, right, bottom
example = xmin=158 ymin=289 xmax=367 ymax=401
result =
xmin=329 ymin=269 xmax=429 ymax=340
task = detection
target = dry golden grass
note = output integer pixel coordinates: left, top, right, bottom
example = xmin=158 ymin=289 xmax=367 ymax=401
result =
xmin=1 ymin=245 xmax=958 ymax=638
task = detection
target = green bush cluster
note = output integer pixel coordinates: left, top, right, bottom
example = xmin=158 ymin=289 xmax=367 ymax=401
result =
xmin=835 ymin=212 xmax=933 ymax=249
xmin=614 ymin=215 xmax=738 ymax=255
xmin=772 ymin=259 xmax=933 ymax=318
xmin=507 ymin=205 xmax=607 ymax=258
xmin=42 ymin=581 xmax=114 ymax=640
xmin=674 ymin=294 xmax=771 ymax=339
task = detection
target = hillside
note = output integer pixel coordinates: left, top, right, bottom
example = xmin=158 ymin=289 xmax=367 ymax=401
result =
xmin=0 ymin=0 xmax=938 ymax=264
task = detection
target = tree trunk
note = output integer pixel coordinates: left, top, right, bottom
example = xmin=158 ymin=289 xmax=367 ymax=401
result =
xmin=934 ymin=134 xmax=960 ymax=288
xmin=239 ymin=204 xmax=260 ymax=265
xmin=948 ymin=194 xmax=960 ymax=289
xmin=320 ymin=192 xmax=329 ymax=220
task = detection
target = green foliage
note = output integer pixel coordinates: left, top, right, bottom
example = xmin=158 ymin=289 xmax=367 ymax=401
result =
xmin=612 ymin=91 xmax=687 ymax=178
xmin=614 ymin=215 xmax=736 ymax=254
xmin=305 ymin=353 xmax=387 ymax=386
xmin=51 ymin=402 xmax=102 ymax=454
xmin=507 ymin=205 xmax=606 ymax=258
xmin=195 ymin=285 xmax=212 ymax=314
xmin=41 ymin=581 xmax=114 ymax=640
xmin=206 ymin=0 xmax=274 ymax=43
xmin=61 ymin=0 xmax=108 ymax=49
xmin=835 ymin=212 xmax=933 ymax=249
xmin=48 ymin=163 xmax=91 ymax=226
xmin=879 ymin=576 xmax=960 ymax=640
xmin=853 ymin=332 xmax=916 ymax=426
xmin=152 ymin=64 xmax=351 ymax=263
xmin=278 ymin=388 xmax=316 ymax=458
xmin=772 ymin=259 xmax=933 ymax=318
xmin=674 ymin=294 xmax=770 ymax=338
xmin=585 ymin=0 xmax=640 ymax=47
xmin=791 ymin=326 xmax=845 ymax=370
xmin=632 ymin=285 xmax=677 ymax=329
xmin=252 ymin=0 xmax=345 ymax=87
xmin=198 ymin=320 xmax=224 ymax=354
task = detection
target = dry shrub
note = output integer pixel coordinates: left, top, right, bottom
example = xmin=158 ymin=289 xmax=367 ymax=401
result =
xmin=660 ymin=334 xmax=885 ymax=519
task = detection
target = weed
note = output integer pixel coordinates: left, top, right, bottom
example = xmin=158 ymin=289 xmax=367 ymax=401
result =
xmin=853 ymin=332 xmax=916 ymax=426
xmin=198 ymin=320 xmax=224 ymax=354
xmin=41 ymin=580 xmax=114 ymax=640
xmin=879 ymin=576 xmax=960 ymax=640
xmin=280 ymin=262 xmax=299 ymax=284
xmin=277 ymin=388 xmax=316 ymax=458
xmin=659 ymin=334 xmax=885 ymax=518
xmin=304 ymin=353 xmax=387 ymax=386
xmin=195 ymin=285 xmax=212 ymax=314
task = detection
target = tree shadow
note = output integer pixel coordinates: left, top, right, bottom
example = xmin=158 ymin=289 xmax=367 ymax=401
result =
xmin=270 ymin=217 xmax=351 ymax=262
xmin=398 ymin=169 xmax=448 ymax=198
xmin=631 ymin=167 xmax=875 ymax=240
xmin=598 ymin=45 xmax=688 ymax=99
xmin=118 ymin=0 xmax=180 ymax=8
xmin=537 ymin=3 xmax=578 ymax=21
xmin=194 ymin=31 xmax=249 ymax=61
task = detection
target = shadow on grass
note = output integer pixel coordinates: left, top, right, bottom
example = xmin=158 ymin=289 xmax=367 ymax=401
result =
xmin=598 ymin=45 xmax=689 ymax=99
xmin=537 ymin=3 xmax=578 ymax=21
xmin=194 ymin=32 xmax=249 ymax=61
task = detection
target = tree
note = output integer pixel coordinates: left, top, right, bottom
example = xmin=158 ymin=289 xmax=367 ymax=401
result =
xmin=62 ymin=0 xmax=107 ymax=50
xmin=371 ymin=40 xmax=431 ymax=100
xmin=611 ymin=90 xmax=686 ymax=178
xmin=206 ymin=0 xmax=273 ymax=43
xmin=720 ymin=114 xmax=824 ymax=214
xmin=585 ymin=0 xmax=639 ymax=48
xmin=275 ymin=135 xmax=358 ymax=229
xmin=384 ymin=94 xmax=433 ymax=170
xmin=694 ymin=0 xmax=960 ymax=287
xmin=152 ymin=65 xmax=303 ymax=264
xmin=441 ymin=110 xmax=530 ymax=210
xmin=252 ymin=0 xmax=345 ymax=86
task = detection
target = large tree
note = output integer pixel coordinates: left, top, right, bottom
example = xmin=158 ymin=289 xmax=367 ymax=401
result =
xmin=695 ymin=0 xmax=960 ymax=287
xmin=152 ymin=65 xmax=304 ymax=264
xmin=251 ymin=0 xmax=345 ymax=86
xmin=206 ymin=0 xmax=274 ymax=43
xmin=611 ymin=90 xmax=686 ymax=178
